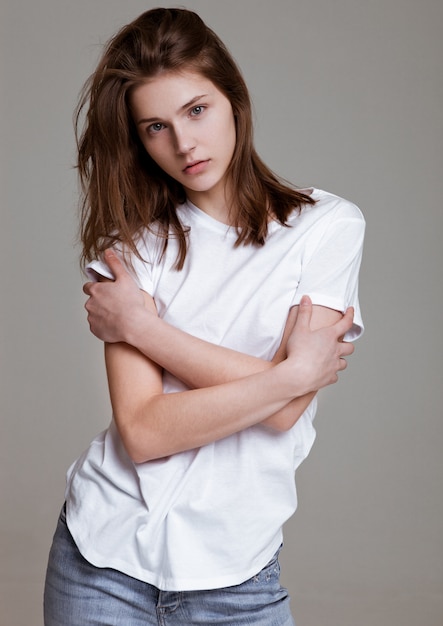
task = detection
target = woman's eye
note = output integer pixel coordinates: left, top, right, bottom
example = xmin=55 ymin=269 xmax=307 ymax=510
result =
xmin=190 ymin=105 xmax=205 ymax=117
xmin=148 ymin=122 xmax=164 ymax=134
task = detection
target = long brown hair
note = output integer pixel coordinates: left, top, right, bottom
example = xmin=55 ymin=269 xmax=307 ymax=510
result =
xmin=77 ymin=7 xmax=315 ymax=269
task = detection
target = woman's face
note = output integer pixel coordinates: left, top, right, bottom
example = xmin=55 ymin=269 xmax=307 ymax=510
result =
xmin=130 ymin=70 xmax=236 ymax=214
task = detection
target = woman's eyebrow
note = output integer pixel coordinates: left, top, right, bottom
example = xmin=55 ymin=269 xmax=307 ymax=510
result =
xmin=136 ymin=94 xmax=208 ymax=126
xmin=180 ymin=94 xmax=208 ymax=111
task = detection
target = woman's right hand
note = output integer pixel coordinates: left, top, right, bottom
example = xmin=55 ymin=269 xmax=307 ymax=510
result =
xmin=83 ymin=249 xmax=157 ymax=344
xmin=285 ymin=295 xmax=355 ymax=394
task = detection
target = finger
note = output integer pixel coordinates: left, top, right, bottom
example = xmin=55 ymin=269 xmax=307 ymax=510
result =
xmin=340 ymin=341 xmax=355 ymax=357
xmin=294 ymin=295 xmax=313 ymax=331
xmin=83 ymin=281 xmax=94 ymax=296
xmin=103 ymin=248 xmax=126 ymax=279
xmin=338 ymin=357 xmax=348 ymax=372
xmin=334 ymin=307 xmax=354 ymax=336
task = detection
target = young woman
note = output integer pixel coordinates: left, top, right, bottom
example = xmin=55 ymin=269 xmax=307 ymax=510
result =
xmin=44 ymin=7 xmax=365 ymax=625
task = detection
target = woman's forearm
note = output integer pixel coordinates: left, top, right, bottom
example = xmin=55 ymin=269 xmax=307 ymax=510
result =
xmin=121 ymin=299 xmax=315 ymax=430
xmin=126 ymin=309 xmax=271 ymax=385
xmin=106 ymin=298 xmax=353 ymax=462
xmin=123 ymin=298 xmax=342 ymax=430
xmin=86 ymin=268 xmax=275 ymax=385
xmin=106 ymin=341 xmax=313 ymax=463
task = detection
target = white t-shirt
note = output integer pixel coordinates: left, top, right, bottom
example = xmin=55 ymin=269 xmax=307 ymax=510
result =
xmin=65 ymin=188 xmax=365 ymax=591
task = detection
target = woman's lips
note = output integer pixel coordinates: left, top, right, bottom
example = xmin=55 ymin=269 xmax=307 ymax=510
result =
xmin=183 ymin=160 xmax=209 ymax=175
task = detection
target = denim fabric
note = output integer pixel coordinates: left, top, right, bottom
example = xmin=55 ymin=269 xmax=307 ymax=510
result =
xmin=44 ymin=505 xmax=295 ymax=625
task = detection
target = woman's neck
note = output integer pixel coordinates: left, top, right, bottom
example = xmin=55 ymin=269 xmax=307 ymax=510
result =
xmin=185 ymin=186 xmax=234 ymax=225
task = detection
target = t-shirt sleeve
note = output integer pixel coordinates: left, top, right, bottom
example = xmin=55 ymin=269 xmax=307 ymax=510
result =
xmin=84 ymin=238 xmax=154 ymax=295
xmin=291 ymin=207 xmax=365 ymax=341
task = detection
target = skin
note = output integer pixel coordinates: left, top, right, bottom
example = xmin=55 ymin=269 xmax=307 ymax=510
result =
xmin=83 ymin=70 xmax=355 ymax=463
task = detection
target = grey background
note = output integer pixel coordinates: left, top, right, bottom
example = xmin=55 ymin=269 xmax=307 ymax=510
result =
xmin=1 ymin=0 xmax=442 ymax=624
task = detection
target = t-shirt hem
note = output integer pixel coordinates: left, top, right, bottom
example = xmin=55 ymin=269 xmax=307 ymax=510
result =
xmin=67 ymin=512 xmax=283 ymax=591
xmin=85 ymin=258 xmax=153 ymax=294
xmin=291 ymin=292 xmax=364 ymax=340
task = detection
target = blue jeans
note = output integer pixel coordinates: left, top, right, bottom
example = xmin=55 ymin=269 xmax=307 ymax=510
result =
xmin=44 ymin=505 xmax=295 ymax=625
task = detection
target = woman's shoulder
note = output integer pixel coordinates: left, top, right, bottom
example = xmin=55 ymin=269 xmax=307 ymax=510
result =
xmin=285 ymin=188 xmax=364 ymax=230
xmin=281 ymin=188 xmax=365 ymax=242
xmin=307 ymin=188 xmax=365 ymax=223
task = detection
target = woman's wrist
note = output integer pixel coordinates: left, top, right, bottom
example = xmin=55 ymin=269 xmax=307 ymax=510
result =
xmin=123 ymin=305 xmax=158 ymax=349
xmin=270 ymin=358 xmax=308 ymax=401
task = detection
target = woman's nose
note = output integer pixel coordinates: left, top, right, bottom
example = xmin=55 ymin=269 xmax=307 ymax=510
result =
xmin=173 ymin=126 xmax=196 ymax=155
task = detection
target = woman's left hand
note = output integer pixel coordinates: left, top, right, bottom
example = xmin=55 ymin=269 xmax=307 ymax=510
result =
xmin=83 ymin=249 xmax=156 ymax=343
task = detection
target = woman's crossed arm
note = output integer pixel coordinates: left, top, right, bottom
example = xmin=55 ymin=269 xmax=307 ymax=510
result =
xmin=84 ymin=250 xmax=354 ymax=462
